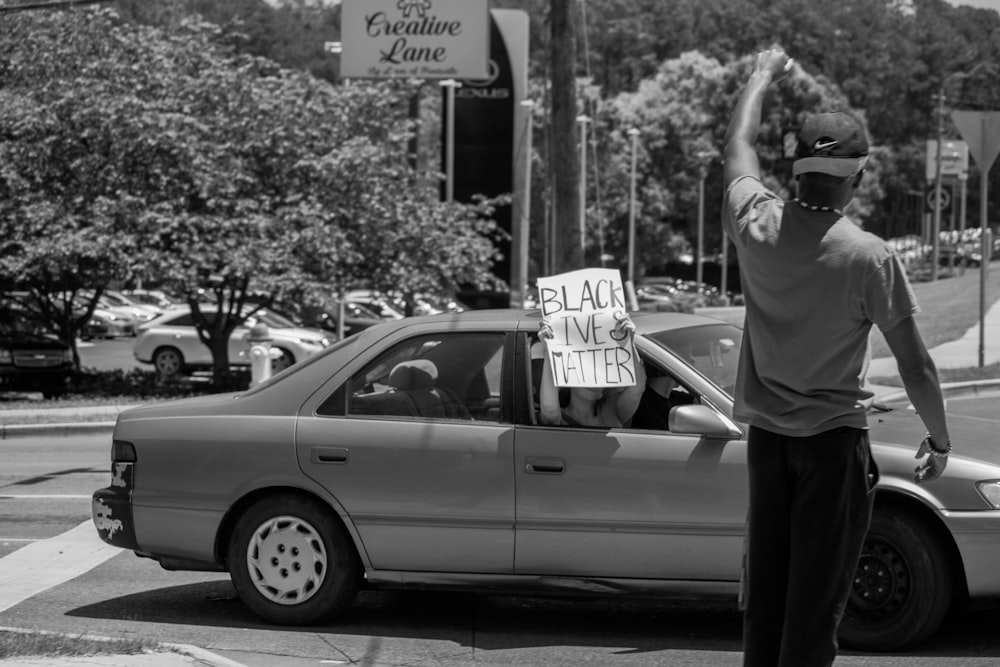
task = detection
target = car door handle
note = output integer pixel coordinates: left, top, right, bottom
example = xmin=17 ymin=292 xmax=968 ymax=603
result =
xmin=524 ymin=456 xmax=565 ymax=475
xmin=310 ymin=446 xmax=349 ymax=464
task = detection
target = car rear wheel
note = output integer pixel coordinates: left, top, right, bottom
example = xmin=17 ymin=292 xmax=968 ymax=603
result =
xmin=839 ymin=510 xmax=953 ymax=651
xmin=271 ymin=348 xmax=294 ymax=373
xmin=153 ymin=347 xmax=184 ymax=377
xmin=228 ymin=495 xmax=361 ymax=625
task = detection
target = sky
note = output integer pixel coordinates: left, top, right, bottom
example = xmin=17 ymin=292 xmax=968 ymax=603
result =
xmin=945 ymin=0 xmax=1000 ymax=9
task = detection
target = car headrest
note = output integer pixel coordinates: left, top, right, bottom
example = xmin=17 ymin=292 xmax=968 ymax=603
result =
xmin=388 ymin=359 xmax=438 ymax=390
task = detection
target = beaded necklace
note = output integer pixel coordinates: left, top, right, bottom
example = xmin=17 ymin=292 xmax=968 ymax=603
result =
xmin=793 ymin=198 xmax=842 ymax=216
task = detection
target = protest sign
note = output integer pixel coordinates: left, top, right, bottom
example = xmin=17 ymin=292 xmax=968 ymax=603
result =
xmin=536 ymin=268 xmax=637 ymax=388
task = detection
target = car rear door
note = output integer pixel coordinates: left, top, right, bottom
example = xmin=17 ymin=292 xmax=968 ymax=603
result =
xmin=296 ymin=330 xmax=516 ymax=574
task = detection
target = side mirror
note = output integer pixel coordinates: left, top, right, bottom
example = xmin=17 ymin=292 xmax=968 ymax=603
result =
xmin=668 ymin=404 xmax=743 ymax=439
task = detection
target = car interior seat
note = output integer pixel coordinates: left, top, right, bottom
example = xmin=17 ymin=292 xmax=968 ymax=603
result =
xmin=389 ymin=359 xmax=469 ymax=419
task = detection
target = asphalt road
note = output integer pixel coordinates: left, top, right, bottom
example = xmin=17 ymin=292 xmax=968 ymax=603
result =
xmin=77 ymin=336 xmax=148 ymax=373
xmin=3 ymin=430 xmax=1000 ymax=666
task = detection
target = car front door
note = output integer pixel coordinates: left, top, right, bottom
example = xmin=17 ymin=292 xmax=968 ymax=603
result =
xmin=513 ymin=341 xmax=748 ymax=582
xmin=514 ymin=426 xmax=747 ymax=581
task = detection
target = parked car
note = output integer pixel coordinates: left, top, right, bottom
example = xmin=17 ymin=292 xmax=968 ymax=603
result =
xmin=344 ymin=290 xmax=407 ymax=320
xmin=132 ymin=305 xmax=333 ymax=377
xmin=101 ymin=289 xmax=169 ymax=317
xmin=0 ymin=310 xmax=74 ymax=398
xmin=120 ymin=289 xmax=179 ymax=311
xmin=85 ymin=292 xmax=158 ymax=328
xmin=299 ymin=299 xmax=388 ymax=337
xmin=86 ymin=307 xmax=137 ymax=338
xmin=93 ymin=310 xmax=1000 ymax=651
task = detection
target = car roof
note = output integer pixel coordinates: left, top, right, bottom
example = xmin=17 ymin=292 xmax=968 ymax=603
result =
xmin=351 ymin=308 xmax=735 ymax=335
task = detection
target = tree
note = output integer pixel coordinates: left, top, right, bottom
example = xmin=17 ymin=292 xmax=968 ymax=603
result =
xmin=1 ymin=8 xmax=503 ymax=384
xmin=586 ymin=51 xmax=866 ymax=277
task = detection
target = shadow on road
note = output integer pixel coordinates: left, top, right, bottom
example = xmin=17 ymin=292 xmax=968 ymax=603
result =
xmin=65 ymin=579 xmax=1000 ymax=658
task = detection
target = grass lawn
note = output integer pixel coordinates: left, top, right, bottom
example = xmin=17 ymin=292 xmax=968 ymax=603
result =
xmin=0 ymin=627 xmax=160 ymax=659
xmin=869 ymin=261 xmax=1000 ymax=359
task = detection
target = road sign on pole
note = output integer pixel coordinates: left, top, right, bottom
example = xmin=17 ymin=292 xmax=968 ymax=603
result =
xmin=951 ymin=111 xmax=1000 ymax=172
xmin=924 ymin=184 xmax=952 ymax=214
xmin=951 ymin=110 xmax=1000 ymax=367
xmin=925 ymin=139 xmax=969 ymax=181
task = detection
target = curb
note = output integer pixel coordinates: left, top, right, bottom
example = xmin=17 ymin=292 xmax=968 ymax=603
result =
xmin=0 ymin=627 xmax=248 ymax=667
xmin=162 ymin=643 xmax=251 ymax=667
xmin=875 ymin=378 xmax=1000 ymax=405
xmin=0 ymin=421 xmax=116 ymax=440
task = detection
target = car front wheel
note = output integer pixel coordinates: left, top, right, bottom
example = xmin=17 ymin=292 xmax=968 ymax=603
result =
xmin=228 ymin=495 xmax=362 ymax=625
xmin=152 ymin=347 xmax=184 ymax=377
xmin=839 ymin=509 xmax=953 ymax=652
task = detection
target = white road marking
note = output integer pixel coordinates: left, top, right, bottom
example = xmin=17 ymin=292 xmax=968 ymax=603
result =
xmin=0 ymin=495 xmax=92 ymax=499
xmin=0 ymin=519 xmax=120 ymax=614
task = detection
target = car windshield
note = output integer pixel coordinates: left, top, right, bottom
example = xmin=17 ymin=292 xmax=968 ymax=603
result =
xmin=645 ymin=323 xmax=742 ymax=397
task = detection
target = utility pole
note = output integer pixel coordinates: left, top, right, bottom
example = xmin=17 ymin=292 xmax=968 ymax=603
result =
xmin=550 ymin=0 xmax=582 ymax=272
xmin=931 ymin=88 xmax=945 ymax=281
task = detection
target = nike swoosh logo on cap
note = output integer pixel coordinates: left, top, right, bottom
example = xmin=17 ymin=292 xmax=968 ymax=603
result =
xmin=813 ymin=140 xmax=839 ymax=151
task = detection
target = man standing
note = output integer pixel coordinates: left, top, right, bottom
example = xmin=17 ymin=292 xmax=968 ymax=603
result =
xmin=722 ymin=47 xmax=952 ymax=667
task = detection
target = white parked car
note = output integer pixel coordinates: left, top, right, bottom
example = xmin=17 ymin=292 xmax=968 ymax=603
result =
xmin=133 ymin=306 xmax=333 ymax=377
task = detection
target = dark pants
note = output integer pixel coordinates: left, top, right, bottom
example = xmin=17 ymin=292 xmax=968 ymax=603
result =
xmin=742 ymin=425 xmax=878 ymax=667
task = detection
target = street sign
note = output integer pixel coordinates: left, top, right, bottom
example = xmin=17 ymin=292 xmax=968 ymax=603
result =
xmin=925 ymin=184 xmax=952 ymax=214
xmin=951 ymin=111 xmax=1000 ymax=171
xmin=925 ymin=139 xmax=969 ymax=180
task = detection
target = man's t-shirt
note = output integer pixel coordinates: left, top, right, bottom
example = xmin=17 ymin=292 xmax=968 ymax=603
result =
xmin=723 ymin=176 xmax=918 ymax=437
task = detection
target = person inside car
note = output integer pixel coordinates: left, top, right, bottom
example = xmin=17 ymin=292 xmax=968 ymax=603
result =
xmin=536 ymin=312 xmax=645 ymax=427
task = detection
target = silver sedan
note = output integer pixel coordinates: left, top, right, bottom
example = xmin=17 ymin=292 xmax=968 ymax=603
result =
xmin=92 ymin=309 xmax=1000 ymax=652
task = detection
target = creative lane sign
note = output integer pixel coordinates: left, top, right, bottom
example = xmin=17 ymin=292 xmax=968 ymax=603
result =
xmin=536 ymin=268 xmax=638 ymax=388
xmin=340 ymin=0 xmax=489 ymax=80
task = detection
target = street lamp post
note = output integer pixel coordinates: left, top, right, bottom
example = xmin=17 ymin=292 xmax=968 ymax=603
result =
xmin=627 ymin=128 xmax=640 ymax=289
xmin=518 ymin=99 xmax=535 ymax=308
xmin=577 ymin=115 xmax=590 ymax=260
xmin=440 ymin=79 xmax=462 ymax=203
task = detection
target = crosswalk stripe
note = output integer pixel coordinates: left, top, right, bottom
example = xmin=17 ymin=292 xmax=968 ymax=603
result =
xmin=0 ymin=519 xmax=120 ymax=614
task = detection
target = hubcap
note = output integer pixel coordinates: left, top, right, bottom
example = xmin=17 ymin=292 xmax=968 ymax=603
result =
xmin=849 ymin=537 xmax=910 ymax=621
xmin=246 ymin=515 xmax=327 ymax=606
xmin=156 ymin=351 xmax=180 ymax=375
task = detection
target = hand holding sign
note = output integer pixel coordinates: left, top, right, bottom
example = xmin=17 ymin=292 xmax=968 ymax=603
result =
xmin=536 ymin=268 xmax=638 ymax=388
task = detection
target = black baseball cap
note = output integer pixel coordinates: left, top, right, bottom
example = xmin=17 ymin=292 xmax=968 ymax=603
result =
xmin=793 ymin=112 xmax=869 ymax=178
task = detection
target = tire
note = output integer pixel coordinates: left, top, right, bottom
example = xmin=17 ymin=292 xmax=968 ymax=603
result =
xmin=227 ymin=495 xmax=362 ymax=625
xmin=839 ymin=510 xmax=953 ymax=652
xmin=271 ymin=348 xmax=295 ymax=373
xmin=153 ymin=347 xmax=184 ymax=377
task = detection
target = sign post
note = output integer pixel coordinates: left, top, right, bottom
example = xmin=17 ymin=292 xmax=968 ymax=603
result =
xmin=951 ymin=110 xmax=1000 ymax=367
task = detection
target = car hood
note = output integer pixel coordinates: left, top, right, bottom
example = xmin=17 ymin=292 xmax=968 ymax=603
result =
xmin=869 ymin=402 xmax=999 ymax=466
xmin=0 ymin=332 xmax=68 ymax=350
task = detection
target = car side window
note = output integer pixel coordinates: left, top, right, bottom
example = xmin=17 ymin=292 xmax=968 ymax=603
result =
xmin=527 ymin=337 xmax=698 ymax=431
xmin=627 ymin=361 xmax=699 ymax=432
xmin=318 ymin=332 xmax=506 ymax=422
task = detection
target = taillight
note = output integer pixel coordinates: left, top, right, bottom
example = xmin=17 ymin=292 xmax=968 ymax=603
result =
xmin=112 ymin=440 xmax=137 ymax=463
xmin=0 ymin=349 xmax=11 ymax=365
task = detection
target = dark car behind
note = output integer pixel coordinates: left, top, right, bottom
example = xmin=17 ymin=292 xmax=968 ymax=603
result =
xmin=0 ymin=309 xmax=75 ymax=398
